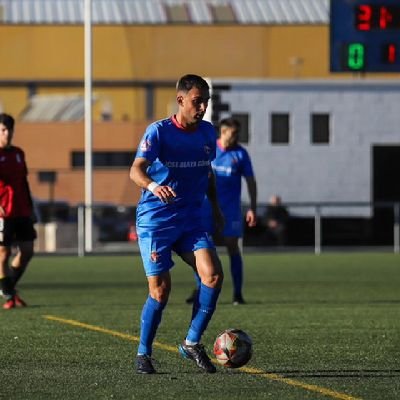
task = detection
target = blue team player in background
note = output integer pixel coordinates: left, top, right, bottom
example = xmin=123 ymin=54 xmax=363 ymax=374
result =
xmin=187 ymin=117 xmax=257 ymax=305
xmin=129 ymin=74 xmax=224 ymax=374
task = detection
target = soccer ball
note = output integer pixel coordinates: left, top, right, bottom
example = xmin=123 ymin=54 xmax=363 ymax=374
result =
xmin=213 ymin=328 xmax=253 ymax=368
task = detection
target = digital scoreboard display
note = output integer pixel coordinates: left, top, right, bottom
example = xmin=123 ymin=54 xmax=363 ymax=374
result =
xmin=330 ymin=0 xmax=400 ymax=72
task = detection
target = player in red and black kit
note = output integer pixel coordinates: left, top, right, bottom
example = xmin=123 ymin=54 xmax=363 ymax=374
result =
xmin=0 ymin=113 xmax=36 ymax=310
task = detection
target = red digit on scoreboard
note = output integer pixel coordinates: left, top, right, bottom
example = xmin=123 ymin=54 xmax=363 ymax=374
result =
xmin=356 ymin=5 xmax=372 ymax=30
xmin=387 ymin=44 xmax=396 ymax=64
xmin=379 ymin=6 xmax=393 ymax=29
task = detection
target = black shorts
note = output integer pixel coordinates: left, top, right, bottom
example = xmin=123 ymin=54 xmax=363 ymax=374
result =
xmin=0 ymin=217 xmax=37 ymax=246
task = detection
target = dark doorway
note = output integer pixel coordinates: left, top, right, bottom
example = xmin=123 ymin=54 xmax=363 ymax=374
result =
xmin=372 ymin=145 xmax=400 ymax=244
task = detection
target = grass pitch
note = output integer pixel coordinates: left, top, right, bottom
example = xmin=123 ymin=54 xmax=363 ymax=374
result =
xmin=1 ymin=252 xmax=399 ymax=400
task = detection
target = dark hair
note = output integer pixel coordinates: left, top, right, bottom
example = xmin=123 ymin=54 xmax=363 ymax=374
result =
xmin=0 ymin=113 xmax=15 ymax=132
xmin=176 ymin=74 xmax=209 ymax=92
xmin=220 ymin=117 xmax=241 ymax=131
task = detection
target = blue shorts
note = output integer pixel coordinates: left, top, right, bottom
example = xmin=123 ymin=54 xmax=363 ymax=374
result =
xmin=202 ymin=210 xmax=243 ymax=238
xmin=221 ymin=213 xmax=243 ymax=237
xmin=201 ymin=199 xmax=243 ymax=238
xmin=137 ymin=221 xmax=215 ymax=277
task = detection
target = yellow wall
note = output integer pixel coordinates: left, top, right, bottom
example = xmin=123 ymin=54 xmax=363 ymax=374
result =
xmin=3 ymin=24 xmax=399 ymax=79
xmin=3 ymin=24 xmax=397 ymax=121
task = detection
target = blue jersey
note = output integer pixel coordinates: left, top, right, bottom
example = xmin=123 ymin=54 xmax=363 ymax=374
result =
xmin=202 ymin=140 xmax=255 ymax=236
xmin=135 ymin=116 xmax=217 ymax=228
xmin=213 ymin=140 xmax=254 ymax=216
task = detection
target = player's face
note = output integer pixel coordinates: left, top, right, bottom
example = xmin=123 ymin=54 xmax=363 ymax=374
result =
xmin=0 ymin=123 xmax=12 ymax=149
xmin=177 ymin=87 xmax=210 ymax=128
xmin=220 ymin=126 xmax=239 ymax=148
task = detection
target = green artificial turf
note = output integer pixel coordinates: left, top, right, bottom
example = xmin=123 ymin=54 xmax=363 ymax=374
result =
xmin=1 ymin=253 xmax=399 ymax=400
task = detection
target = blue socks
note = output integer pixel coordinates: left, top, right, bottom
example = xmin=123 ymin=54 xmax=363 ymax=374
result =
xmin=230 ymin=253 xmax=243 ymax=297
xmin=138 ymin=278 xmax=221 ymax=353
xmin=137 ymin=296 xmax=167 ymax=356
xmin=186 ymin=283 xmax=221 ymax=343
xmin=190 ymin=273 xmax=202 ymax=320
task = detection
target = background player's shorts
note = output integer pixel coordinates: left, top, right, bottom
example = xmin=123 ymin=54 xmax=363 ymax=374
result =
xmin=201 ymin=199 xmax=243 ymax=238
xmin=222 ymin=213 xmax=243 ymax=237
xmin=0 ymin=217 xmax=37 ymax=246
xmin=137 ymin=222 xmax=215 ymax=277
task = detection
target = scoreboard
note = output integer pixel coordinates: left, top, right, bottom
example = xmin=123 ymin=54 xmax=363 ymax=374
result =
xmin=330 ymin=0 xmax=400 ymax=72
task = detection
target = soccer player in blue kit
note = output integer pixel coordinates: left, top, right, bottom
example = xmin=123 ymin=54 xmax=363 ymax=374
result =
xmin=187 ymin=117 xmax=257 ymax=305
xmin=129 ymin=74 xmax=224 ymax=374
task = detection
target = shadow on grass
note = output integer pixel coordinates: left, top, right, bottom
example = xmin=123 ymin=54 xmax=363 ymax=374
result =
xmin=216 ymin=299 xmax=400 ymax=305
xmin=19 ymin=282 xmax=142 ymax=290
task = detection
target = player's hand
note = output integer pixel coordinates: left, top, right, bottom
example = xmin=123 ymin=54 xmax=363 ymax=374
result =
xmin=152 ymin=185 xmax=177 ymax=203
xmin=30 ymin=211 xmax=38 ymax=224
xmin=0 ymin=206 xmax=5 ymax=217
xmin=246 ymin=209 xmax=257 ymax=227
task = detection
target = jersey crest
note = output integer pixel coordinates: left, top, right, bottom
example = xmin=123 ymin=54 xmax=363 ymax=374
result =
xmin=150 ymin=251 xmax=160 ymax=263
xmin=140 ymin=139 xmax=152 ymax=152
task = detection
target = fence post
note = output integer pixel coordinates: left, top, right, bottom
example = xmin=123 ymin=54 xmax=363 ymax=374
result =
xmin=394 ymin=203 xmax=400 ymax=254
xmin=314 ymin=205 xmax=321 ymax=255
xmin=78 ymin=205 xmax=85 ymax=257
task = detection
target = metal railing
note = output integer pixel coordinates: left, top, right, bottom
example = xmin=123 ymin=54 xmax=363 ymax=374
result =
xmin=308 ymin=202 xmax=400 ymax=254
xmin=246 ymin=201 xmax=400 ymax=254
xmin=34 ymin=202 xmax=400 ymax=255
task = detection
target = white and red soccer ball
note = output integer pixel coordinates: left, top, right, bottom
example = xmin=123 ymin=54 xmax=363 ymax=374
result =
xmin=213 ymin=328 xmax=253 ymax=368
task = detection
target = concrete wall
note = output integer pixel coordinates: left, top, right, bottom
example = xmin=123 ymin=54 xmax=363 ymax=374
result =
xmin=13 ymin=81 xmax=400 ymax=211
xmin=214 ymin=80 xmax=400 ymax=214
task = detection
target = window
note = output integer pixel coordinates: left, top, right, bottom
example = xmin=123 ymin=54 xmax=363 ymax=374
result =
xmin=271 ymin=113 xmax=290 ymax=144
xmin=311 ymin=114 xmax=330 ymax=144
xmin=71 ymin=151 xmax=135 ymax=169
xmin=232 ymin=113 xmax=249 ymax=144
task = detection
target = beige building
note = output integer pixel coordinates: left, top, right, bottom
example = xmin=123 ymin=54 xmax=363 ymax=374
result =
xmin=1 ymin=0 xmax=398 ymax=206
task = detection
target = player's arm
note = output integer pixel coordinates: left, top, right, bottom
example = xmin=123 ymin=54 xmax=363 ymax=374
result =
xmin=22 ymin=156 xmax=36 ymax=218
xmin=206 ymin=168 xmax=224 ymax=231
xmin=0 ymin=176 xmax=10 ymax=217
xmin=244 ymin=176 xmax=257 ymax=227
xmin=129 ymin=157 xmax=176 ymax=203
xmin=0 ymin=178 xmax=5 ymax=216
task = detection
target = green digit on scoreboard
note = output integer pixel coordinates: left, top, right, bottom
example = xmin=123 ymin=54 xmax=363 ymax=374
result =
xmin=347 ymin=43 xmax=365 ymax=70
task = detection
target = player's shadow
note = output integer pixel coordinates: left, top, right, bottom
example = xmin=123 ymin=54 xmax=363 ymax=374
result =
xmin=221 ymin=299 xmax=400 ymax=305
xmin=20 ymin=282 xmax=140 ymax=290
